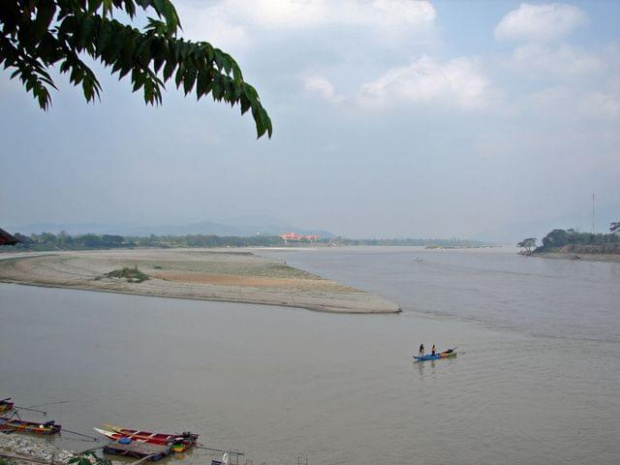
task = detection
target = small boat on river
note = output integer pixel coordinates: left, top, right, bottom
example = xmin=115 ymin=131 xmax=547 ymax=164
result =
xmin=0 ymin=417 xmax=61 ymax=434
xmin=0 ymin=398 xmax=14 ymax=412
xmin=413 ymin=349 xmax=457 ymax=362
xmin=95 ymin=425 xmax=198 ymax=452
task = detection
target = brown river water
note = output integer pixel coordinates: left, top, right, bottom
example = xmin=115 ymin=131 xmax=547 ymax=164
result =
xmin=1 ymin=246 xmax=619 ymax=464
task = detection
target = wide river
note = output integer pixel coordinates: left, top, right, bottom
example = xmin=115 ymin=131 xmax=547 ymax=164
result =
xmin=1 ymin=246 xmax=619 ymax=465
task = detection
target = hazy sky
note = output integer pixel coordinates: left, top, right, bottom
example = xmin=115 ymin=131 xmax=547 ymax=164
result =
xmin=1 ymin=0 xmax=619 ymax=240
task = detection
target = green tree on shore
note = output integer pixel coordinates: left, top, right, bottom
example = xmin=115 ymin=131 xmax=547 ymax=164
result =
xmin=0 ymin=0 xmax=272 ymax=138
xmin=517 ymin=237 xmax=536 ymax=254
xmin=536 ymin=228 xmax=620 ymax=252
xmin=541 ymin=229 xmax=569 ymax=249
xmin=611 ymin=221 xmax=620 ymax=234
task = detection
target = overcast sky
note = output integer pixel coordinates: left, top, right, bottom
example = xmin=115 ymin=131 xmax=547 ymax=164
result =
xmin=1 ymin=0 xmax=619 ymax=240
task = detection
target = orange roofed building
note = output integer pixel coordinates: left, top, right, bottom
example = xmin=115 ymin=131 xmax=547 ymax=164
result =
xmin=280 ymin=232 xmax=320 ymax=242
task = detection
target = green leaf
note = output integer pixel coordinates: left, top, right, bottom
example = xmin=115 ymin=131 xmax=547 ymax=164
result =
xmin=153 ymin=54 xmax=165 ymax=74
xmin=213 ymin=49 xmax=223 ymax=71
xmin=162 ymin=59 xmax=176 ymax=81
xmin=211 ymin=75 xmax=222 ymax=100
xmin=135 ymin=36 xmax=152 ymax=67
xmin=220 ymin=52 xmax=233 ymax=75
xmin=231 ymin=62 xmax=243 ymax=86
xmin=132 ymin=68 xmax=145 ymax=92
xmin=96 ymin=21 xmax=112 ymax=56
xmin=144 ymin=79 xmax=153 ymax=103
xmin=252 ymin=105 xmax=265 ymax=138
xmin=102 ymin=0 xmax=114 ymax=17
xmin=79 ymin=17 xmax=96 ymax=49
xmin=87 ymin=1 xmax=103 ymax=15
xmin=154 ymin=0 xmax=180 ymax=34
xmin=183 ymin=69 xmax=196 ymax=95
xmin=240 ymin=94 xmax=251 ymax=115
xmin=205 ymin=44 xmax=215 ymax=62
xmin=117 ymin=63 xmax=132 ymax=80
xmin=196 ymin=68 xmax=212 ymax=99
xmin=33 ymin=0 xmax=57 ymax=45
xmin=174 ymin=63 xmax=184 ymax=88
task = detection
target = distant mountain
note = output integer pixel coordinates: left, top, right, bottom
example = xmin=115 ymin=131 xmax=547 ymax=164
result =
xmin=8 ymin=220 xmax=335 ymax=238
xmin=216 ymin=214 xmax=290 ymax=228
xmin=126 ymin=220 xmax=334 ymax=238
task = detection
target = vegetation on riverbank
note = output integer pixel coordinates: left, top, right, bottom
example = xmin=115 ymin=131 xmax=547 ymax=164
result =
xmin=518 ymin=222 xmax=620 ymax=257
xmin=104 ymin=266 xmax=150 ymax=283
xmin=2 ymin=231 xmax=488 ymax=252
xmin=6 ymin=232 xmax=286 ymax=251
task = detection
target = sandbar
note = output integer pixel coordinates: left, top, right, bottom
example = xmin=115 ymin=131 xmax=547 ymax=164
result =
xmin=531 ymin=252 xmax=620 ymax=262
xmin=0 ymin=249 xmax=400 ymax=314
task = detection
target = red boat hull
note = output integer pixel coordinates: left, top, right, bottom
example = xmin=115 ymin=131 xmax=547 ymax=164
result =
xmin=97 ymin=425 xmax=198 ymax=453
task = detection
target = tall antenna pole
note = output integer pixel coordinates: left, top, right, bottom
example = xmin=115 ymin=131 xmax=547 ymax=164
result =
xmin=592 ymin=193 xmax=595 ymax=233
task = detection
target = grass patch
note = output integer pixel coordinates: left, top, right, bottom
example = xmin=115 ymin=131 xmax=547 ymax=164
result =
xmin=105 ymin=266 xmax=150 ymax=283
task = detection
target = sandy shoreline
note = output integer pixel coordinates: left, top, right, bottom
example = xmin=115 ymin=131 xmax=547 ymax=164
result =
xmin=0 ymin=249 xmax=400 ymax=314
xmin=531 ymin=252 xmax=620 ymax=263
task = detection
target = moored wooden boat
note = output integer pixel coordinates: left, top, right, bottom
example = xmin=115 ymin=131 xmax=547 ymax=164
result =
xmin=0 ymin=398 xmax=15 ymax=413
xmin=0 ymin=417 xmax=61 ymax=435
xmin=95 ymin=427 xmax=147 ymax=443
xmin=95 ymin=425 xmax=198 ymax=452
xmin=109 ymin=425 xmax=198 ymax=450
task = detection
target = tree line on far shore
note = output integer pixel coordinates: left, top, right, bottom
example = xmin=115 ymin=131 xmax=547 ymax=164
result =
xmin=3 ymin=232 xmax=487 ymax=252
xmin=518 ymin=221 xmax=620 ymax=255
xmin=7 ymin=232 xmax=287 ymax=251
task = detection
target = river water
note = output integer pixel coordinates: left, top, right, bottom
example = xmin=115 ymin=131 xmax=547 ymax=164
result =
xmin=0 ymin=246 xmax=619 ymax=465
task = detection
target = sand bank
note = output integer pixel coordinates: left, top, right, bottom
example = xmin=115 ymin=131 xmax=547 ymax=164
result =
xmin=531 ymin=252 xmax=620 ymax=263
xmin=0 ymin=249 xmax=400 ymax=314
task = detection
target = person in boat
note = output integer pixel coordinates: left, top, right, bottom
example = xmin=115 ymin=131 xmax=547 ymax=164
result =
xmin=419 ymin=344 xmax=425 ymax=356
xmin=431 ymin=345 xmax=436 ymax=356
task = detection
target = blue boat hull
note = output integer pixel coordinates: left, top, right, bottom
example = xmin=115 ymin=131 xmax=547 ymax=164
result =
xmin=413 ymin=351 xmax=457 ymax=362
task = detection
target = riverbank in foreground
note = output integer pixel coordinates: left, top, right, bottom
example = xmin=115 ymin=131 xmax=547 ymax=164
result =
xmin=0 ymin=434 xmax=73 ymax=465
xmin=0 ymin=249 xmax=400 ymax=314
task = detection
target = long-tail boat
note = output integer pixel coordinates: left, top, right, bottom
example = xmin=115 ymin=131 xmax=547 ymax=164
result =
xmin=413 ymin=348 xmax=457 ymax=362
xmin=110 ymin=425 xmax=199 ymax=450
xmin=95 ymin=426 xmax=198 ymax=453
xmin=0 ymin=398 xmax=14 ymax=413
xmin=0 ymin=417 xmax=61 ymax=435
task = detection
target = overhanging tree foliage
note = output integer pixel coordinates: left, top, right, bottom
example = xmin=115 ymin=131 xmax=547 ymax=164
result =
xmin=0 ymin=0 xmax=272 ymax=138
